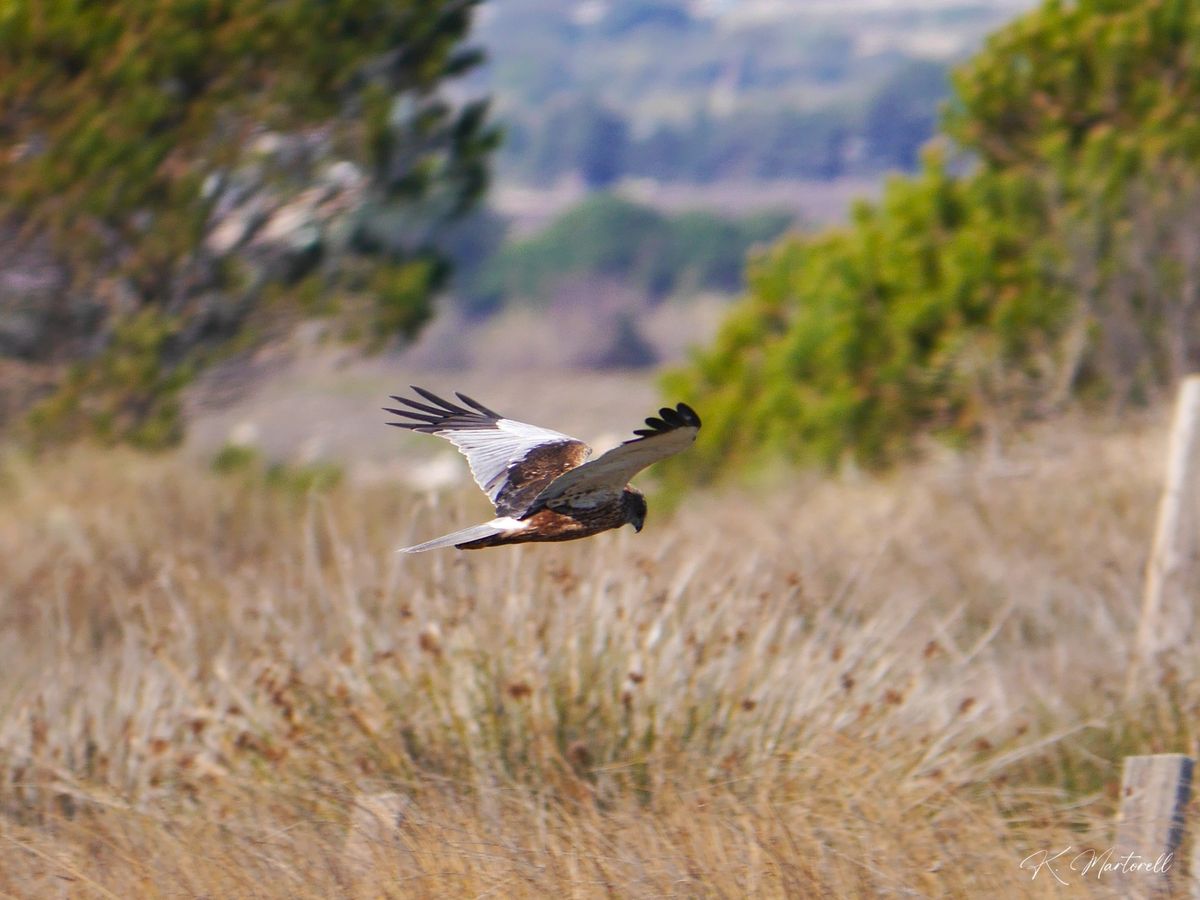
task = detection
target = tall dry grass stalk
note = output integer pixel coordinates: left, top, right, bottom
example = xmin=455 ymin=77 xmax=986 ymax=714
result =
xmin=0 ymin=414 xmax=1192 ymax=897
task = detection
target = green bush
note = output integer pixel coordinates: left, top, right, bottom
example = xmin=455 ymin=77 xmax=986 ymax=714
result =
xmin=463 ymin=194 xmax=791 ymax=314
xmin=25 ymin=309 xmax=194 ymax=450
xmin=665 ymin=0 xmax=1200 ymax=482
xmin=1 ymin=0 xmax=497 ymax=447
xmin=211 ymin=443 xmax=261 ymax=475
xmin=664 ymin=157 xmax=1067 ymax=479
xmin=211 ymin=442 xmax=343 ymax=495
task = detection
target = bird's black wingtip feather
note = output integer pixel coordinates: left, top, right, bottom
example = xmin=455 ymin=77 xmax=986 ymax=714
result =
xmin=659 ymin=406 xmax=685 ymax=427
xmin=455 ymin=391 xmax=501 ymax=419
xmin=627 ymin=401 xmax=701 ymax=440
xmin=386 ymin=387 xmax=505 ymax=431
xmin=410 ymin=386 xmax=463 ymax=414
xmin=676 ymin=402 xmax=701 ymax=427
xmin=394 ymin=396 xmax=450 ymax=416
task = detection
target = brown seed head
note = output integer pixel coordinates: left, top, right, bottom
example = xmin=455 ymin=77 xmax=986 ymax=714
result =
xmin=567 ymin=740 xmax=591 ymax=768
xmin=506 ymin=681 xmax=532 ymax=700
xmin=418 ymin=626 xmax=442 ymax=657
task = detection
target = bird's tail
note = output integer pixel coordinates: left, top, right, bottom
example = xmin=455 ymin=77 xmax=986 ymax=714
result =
xmin=398 ymin=518 xmax=522 ymax=553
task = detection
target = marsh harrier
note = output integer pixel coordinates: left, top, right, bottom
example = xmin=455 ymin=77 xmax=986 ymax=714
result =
xmin=386 ymin=387 xmax=701 ymax=551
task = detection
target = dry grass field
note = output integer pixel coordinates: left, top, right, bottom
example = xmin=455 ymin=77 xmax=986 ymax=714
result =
xmin=1 ymin=408 xmax=1197 ymax=897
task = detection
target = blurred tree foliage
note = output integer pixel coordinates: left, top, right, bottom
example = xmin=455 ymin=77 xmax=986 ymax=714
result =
xmin=666 ymin=0 xmax=1200 ymax=479
xmin=461 ymin=194 xmax=791 ymax=316
xmin=0 ymin=0 xmax=497 ymax=447
xmin=947 ymin=0 xmax=1200 ymax=396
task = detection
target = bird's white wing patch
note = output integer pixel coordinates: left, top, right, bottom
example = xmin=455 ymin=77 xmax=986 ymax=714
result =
xmin=440 ymin=419 xmax=582 ymax=503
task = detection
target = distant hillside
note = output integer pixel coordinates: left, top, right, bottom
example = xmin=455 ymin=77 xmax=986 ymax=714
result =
xmin=472 ymin=0 xmax=1038 ymax=187
xmin=460 ymin=194 xmax=791 ymax=317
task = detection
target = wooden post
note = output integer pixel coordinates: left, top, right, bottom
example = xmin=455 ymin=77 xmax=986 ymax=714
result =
xmin=1114 ymin=754 xmax=1192 ymax=896
xmin=1127 ymin=375 xmax=1200 ymax=700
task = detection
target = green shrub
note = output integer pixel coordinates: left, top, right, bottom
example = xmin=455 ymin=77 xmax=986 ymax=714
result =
xmin=26 ymin=309 xmax=193 ymax=450
xmin=211 ymin=442 xmax=343 ymax=495
xmin=2 ymin=0 xmax=497 ymax=447
xmin=464 ymin=194 xmax=791 ymax=313
xmin=664 ymin=0 xmax=1200 ymax=483
xmin=264 ymin=461 xmax=343 ymax=495
xmin=211 ymin=444 xmax=261 ymax=475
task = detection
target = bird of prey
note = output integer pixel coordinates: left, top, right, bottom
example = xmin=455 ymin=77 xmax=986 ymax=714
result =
xmin=386 ymin=387 xmax=701 ymax=551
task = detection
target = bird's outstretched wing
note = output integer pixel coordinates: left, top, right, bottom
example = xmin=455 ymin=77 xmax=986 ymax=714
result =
xmin=385 ymin=387 xmax=592 ymax=517
xmin=529 ymin=403 xmax=701 ymax=511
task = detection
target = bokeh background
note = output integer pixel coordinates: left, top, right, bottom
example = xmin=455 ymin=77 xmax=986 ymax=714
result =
xmin=1 ymin=0 xmax=1052 ymax=477
xmin=6 ymin=1 xmax=1200 ymax=896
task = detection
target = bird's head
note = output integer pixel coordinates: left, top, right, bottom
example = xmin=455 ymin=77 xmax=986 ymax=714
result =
xmin=624 ymin=489 xmax=647 ymax=533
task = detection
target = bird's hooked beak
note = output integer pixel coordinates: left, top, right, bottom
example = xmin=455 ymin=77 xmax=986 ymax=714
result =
xmin=627 ymin=491 xmax=648 ymax=533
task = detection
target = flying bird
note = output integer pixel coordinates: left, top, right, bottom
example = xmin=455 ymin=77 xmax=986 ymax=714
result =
xmin=386 ymin=387 xmax=701 ymax=551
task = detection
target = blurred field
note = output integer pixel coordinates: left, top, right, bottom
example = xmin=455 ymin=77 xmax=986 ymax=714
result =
xmin=2 ymin=401 xmax=1196 ymax=897
xmin=182 ymin=336 xmax=700 ymax=482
